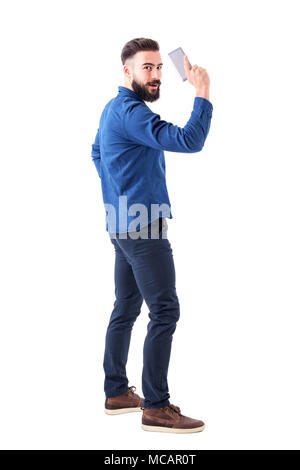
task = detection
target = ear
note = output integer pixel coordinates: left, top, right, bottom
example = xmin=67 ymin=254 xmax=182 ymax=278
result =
xmin=123 ymin=64 xmax=132 ymax=80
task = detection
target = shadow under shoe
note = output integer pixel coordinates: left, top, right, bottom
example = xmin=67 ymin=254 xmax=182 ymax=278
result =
xmin=142 ymin=404 xmax=205 ymax=433
xmin=105 ymin=386 xmax=144 ymax=415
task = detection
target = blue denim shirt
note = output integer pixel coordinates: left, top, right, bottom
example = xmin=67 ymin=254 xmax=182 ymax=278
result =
xmin=91 ymin=86 xmax=213 ymax=233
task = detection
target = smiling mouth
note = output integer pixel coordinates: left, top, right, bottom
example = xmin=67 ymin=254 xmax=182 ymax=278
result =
xmin=149 ymin=84 xmax=159 ymax=88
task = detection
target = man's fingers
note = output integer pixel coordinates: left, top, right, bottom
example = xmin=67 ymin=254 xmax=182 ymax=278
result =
xmin=184 ymin=55 xmax=190 ymax=69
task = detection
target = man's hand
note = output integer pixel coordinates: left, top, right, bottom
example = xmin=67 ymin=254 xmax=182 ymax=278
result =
xmin=184 ymin=55 xmax=210 ymax=100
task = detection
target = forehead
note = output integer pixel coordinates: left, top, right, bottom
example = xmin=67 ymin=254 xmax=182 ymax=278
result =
xmin=134 ymin=50 xmax=162 ymax=66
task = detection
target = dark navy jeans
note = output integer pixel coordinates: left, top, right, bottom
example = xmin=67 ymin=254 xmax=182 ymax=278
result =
xmin=103 ymin=217 xmax=180 ymax=408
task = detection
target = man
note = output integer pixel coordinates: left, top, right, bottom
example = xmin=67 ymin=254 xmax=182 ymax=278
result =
xmin=91 ymin=38 xmax=213 ymax=433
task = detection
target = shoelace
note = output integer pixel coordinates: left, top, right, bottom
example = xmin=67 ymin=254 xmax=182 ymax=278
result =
xmin=127 ymin=385 xmax=137 ymax=395
xmin=164 ymin=404 xmax=181 ymax=415
xmin=140 ymin=403 xmax=182 ymax=413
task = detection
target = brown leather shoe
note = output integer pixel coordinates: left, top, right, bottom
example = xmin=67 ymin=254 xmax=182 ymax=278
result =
xmin=104 ymin=386 xmax=144 ymax=415
xmin=142 ymin=404 xmax=205 ymax=433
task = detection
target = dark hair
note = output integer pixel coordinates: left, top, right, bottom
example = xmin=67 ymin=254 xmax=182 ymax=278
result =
xmin=121 ymin=37 xmax=159 ymax=65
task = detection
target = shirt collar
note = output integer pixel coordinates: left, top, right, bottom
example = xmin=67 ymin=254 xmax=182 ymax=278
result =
xmin=118 ymin=85 xmax=143 ymax=101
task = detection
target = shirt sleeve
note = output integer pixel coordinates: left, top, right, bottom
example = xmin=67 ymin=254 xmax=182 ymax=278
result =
xmin=91 ymin=128 xmax=102 ymax=178
xmin=123 ymin=97 xmax=213 ymax=153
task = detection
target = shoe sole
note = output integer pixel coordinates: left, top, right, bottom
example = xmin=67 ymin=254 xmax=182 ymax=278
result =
xmin=105 ymin=407 xmax=142 ymax=415
xmin=141 ymin=424 xmax=205 ymax=433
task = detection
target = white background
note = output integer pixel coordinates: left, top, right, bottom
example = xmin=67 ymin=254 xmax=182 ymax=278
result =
xmin=1 ymin=0 xmax=299 ymax=450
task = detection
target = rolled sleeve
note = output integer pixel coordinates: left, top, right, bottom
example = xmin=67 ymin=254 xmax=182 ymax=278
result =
xmin=123 ymin=97 xmax=213 ymax=153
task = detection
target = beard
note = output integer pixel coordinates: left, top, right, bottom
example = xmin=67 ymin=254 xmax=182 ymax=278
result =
xmin=131 ymin=78 xmax=160 ymax=103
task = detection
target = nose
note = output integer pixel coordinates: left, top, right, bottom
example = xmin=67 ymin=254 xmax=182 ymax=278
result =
xmin=151 ymin=70 xmax=161 ymax=81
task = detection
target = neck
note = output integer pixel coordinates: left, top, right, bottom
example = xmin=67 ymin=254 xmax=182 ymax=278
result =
xmin=124 ymin=81 xmax=134 ymax=91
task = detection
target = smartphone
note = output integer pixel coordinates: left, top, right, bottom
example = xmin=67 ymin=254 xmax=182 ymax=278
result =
xmin=168 ymin=47 xmax=192 ymax=81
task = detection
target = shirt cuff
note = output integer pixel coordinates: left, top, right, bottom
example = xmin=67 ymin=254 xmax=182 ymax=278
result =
xmin=193 ymin=97 xmax=213 ymax=117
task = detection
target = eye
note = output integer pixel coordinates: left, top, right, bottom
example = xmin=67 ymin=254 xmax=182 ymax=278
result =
xmin=144 ymin=66 xmax=162 ymax=70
